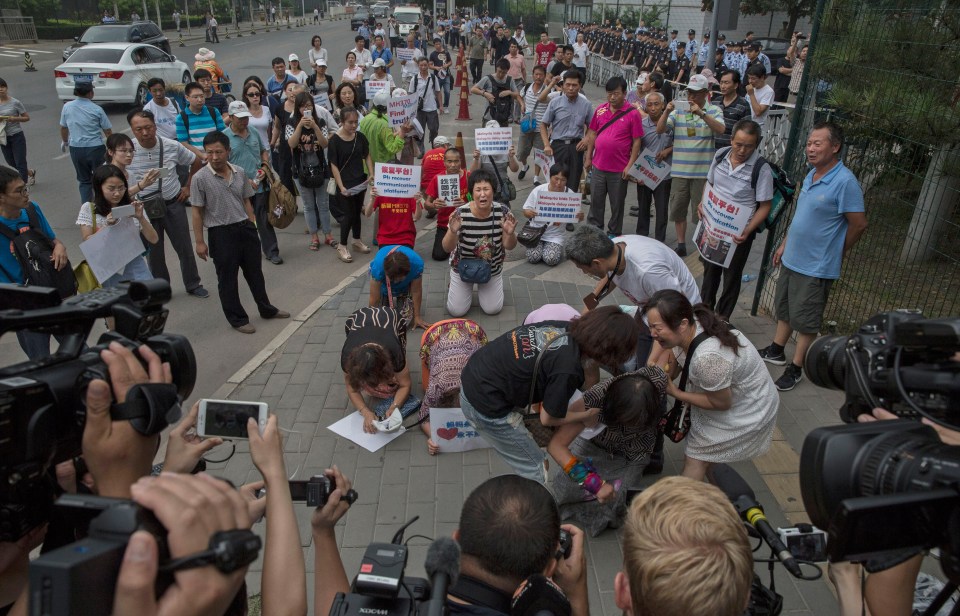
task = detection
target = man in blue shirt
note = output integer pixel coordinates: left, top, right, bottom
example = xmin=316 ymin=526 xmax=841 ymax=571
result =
xmin=59 ymin=83 xmax=113 ymax=203
xmin=176 ymin=82 xmax=226 ymax=160
xmin=0 ymin=167 xmax=70 ymax=359
xmin=757 ymin=122 xmax=868 ymax=391
xmin=266 ymin=57 xmax=295 ymax=101
xmin=668 ymin=30 xmax=679 ymax=61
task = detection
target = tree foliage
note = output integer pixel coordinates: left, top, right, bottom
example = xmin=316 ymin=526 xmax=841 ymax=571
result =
xmin=699 ymin=0 xmax=815 ymax=32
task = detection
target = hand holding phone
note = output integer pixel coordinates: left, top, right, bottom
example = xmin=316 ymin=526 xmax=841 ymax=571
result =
xmin=197 ymin=399 xmax=268 ymax=440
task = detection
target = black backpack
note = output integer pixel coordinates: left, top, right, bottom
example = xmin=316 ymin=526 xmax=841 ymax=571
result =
xmin=486 ymin=75 xmax=514 ymax=125
xmin=713 ymin=148 xmax=796 ymax=233
xmin=0 ymin=203 xmax=77 ymax=299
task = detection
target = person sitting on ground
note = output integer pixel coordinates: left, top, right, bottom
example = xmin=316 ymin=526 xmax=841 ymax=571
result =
xmin=521 ymin=163 xmax=583 ymax=266
xmin=367 ymin=245 xmax=429 ymax=330
xmin=341 ymin=305 xmax=421 ymax=433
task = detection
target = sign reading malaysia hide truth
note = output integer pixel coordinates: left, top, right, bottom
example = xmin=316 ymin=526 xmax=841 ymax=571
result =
xmin=396 ymin=47 xmax=417 ymax=62
xmin=437 ymin=174 xmax=461 ymax=204
xmin=693 ymin=182 xmax=752 ymax=268
xmin=374 ymin=163 xmax=421 ymax=198
xmin=387 ymin=93 xmax=417 ymax=127
xmin=532 ymin=191 xmax=582 ymax=223
xmin=533 ymin=148 xmax=554 ymax=174
xmin=429 ymin=407 xmax=491 ymax=453
xmin=475 ymin=126 xmax=512 ymax=155
xmin=627 ymin=147 xmax=671 ymax=189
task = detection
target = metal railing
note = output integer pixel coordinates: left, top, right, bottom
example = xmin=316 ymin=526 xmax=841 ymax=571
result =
xmin=586 ymin=54 xmax=637 ymax=88
xmin=0 ymin=16 xmax=38 ymax=44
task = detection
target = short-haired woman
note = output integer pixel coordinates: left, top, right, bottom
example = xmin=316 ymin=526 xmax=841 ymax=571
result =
xmin=368 ymin=245 xmax=429 ymax=329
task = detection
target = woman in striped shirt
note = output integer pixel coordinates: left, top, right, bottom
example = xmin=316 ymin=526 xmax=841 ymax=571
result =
xmin=441 ymin=169 xmax=518 ymax=316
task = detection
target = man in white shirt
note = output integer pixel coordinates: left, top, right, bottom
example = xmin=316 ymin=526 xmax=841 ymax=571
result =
xmin=143 ymin=77 xmax=181 ymax=140
xmin=409 ymin=57 xmax=442 ymax=152
xmin=745 ymin=64 xmax=774 ymax=129
xmin=399 ymin=33 xmax=424 ymax=83
xmin=351 ymin=35 xmax=373 ymax=73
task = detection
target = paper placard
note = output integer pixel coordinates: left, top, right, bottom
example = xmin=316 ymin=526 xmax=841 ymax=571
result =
xmin=475 ymin=126 xmax=512 ymax=155
xmin=628 ymin=147 xmax=671 ymax=189
xmin=375 ymin=163 xmax=421 ymax=198
xmin=436 ymin=174 xmax=460 ymax=204
xmin=533 ymin=148 xmax=554 ymax=173
xmin=693 ymin=182 xmax=752 ymax=268
xmin=78 ymin=217 xmax=146 ymax=283
xmin=532 ymin=191 xmax=582 ymax=223
xmin=365 ymin=79 xmax=390 ymax=98
xmin=429 ymin=407 xmax=491 ymax=453
xmin=327 ymin=411 xmax=406 ymax=452
xmin=396 ymin=47 xmax=416 ymax=61
xmin=387 ymin=92 xmax=417 ymax=127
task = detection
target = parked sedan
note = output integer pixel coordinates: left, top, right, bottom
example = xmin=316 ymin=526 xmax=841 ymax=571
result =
xmin=351 ymin=10 xmax=371 ymax=30
xmin=55 ymin=43 xmax=191 ymax=106
xmin=63 ymin=21 xmax=170 ymax=61
xmin=752 ymin=37 xmax=790 ymax=64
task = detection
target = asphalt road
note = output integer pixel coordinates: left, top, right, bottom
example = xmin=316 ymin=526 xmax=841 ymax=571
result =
xmin=0 ymin=20 xmax=387 ymax=404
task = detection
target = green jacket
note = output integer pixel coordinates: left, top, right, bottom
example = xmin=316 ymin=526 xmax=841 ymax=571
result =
xmin=359 ymin=109 xmax=404 ymax=167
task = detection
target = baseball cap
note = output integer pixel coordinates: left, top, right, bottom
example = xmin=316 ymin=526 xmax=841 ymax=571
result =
xmin=288 ymin=53 xmax=299 ymax=62
xmin=373 ymin=57 xmax=386 ymax=68
xmin=433 ymin=135 xmax=451 ymax=147
xmin=636 ymin=72 xmax=648 ymax=85
xmin=686 ymin=74 xmax=710 ymax=91
xmin=316 ymin=58 xmax=327 ymax=67
xmin=228 ymin=100 xmax=252 ymax=118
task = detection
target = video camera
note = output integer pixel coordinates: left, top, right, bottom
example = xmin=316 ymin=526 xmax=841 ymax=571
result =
xmin=0 ymin=281 xmax=196 ymax=542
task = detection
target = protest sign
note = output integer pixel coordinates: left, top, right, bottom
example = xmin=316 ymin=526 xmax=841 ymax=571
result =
xmin=437 ymin=174 xmax=461 ymax=204
xmin=533 ymin=148 xmax=554 ymax=174
xmin=430 ymin=408 xmax=491 ymax=453
xmin=375 ymin=163 xmax=421 ymax=198
xmin=387 ymin=93 xmax=417 ymax=127
xmin=627 ymin=147 xmax=671 ymax=189
xmin=475 ymin=126 xmax=512 ymax=155
xmin=396 ymin=47 xmax=416 ymax=62
xmin=365 ymin=79 xmax=390 ymax=98
xmin=693 ymin=182 xmax=753 ymax=268
xmin=532 ymin=190 xmax=582 ymax=223
xmin=79 ymin=217 xmax=146 ymax=283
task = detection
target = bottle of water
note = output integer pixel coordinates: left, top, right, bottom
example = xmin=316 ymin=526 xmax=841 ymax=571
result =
xmin=742 ymin=274 xmax=755 ymax=283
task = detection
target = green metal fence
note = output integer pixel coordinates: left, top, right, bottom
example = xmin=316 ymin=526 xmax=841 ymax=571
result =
xmin=752 ymin=0 xmax=960 ymax=333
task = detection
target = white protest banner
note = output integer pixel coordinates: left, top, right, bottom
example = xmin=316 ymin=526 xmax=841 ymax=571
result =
xmin=375 ymin=163 xmax=421 ymax=198
xmin=365 ymin=79 xmax=390 ymax=98
xmin=533 ymin=148 xmax=554 ymax=173
xmin=533 ymin=191 xmax=582 ymax=223
xmin=628 ymin=147 xmax=671 ymax=189
xmin=430 ymin=407 xmax=491 ymax=453
xmin=387 ymin=93 xmax=417 ymax=127
xmin=693 ymin=182 xmax=753 ymax=268
xmin=475 ymin=126 xmax=512 ymax=155
xmin=437 ymin=174 xmax=460 ymax=204
xmin=396 ymin=47 xmax=416 ymax=62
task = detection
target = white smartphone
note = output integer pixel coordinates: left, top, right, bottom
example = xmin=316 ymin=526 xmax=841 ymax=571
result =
xmin=197 ymin=399 xmax=268 ymax=439
xmin=156 ymin=167 xmax=173 ymax=179
xmin=303 ymin=109 xmax=313 ymax=118
xmin=111 ymin=204 xmax=136 ymax=218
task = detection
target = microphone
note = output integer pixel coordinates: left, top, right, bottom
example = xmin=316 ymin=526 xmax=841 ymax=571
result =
xmin=708 ymin=464 xmax=803 ymax=578
xmin=424 ymin=537 xmax=461 ymax=616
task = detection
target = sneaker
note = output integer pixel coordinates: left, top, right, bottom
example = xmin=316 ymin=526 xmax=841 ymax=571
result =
xmin=757 ymin=345 xmax=787 ymax=366
xmin=234 ymin=323 xmax=256 ymax=334
xmin=268 ymin=255 xmax=283 ymax=264
xmin=337 ymin=244 xmax=353 ymax=263
xmin=352 ymin=240 xmax=371 ymax=254
xmin=775 ymin=364 xmax=804 ymax=392
xmin=187 ymin=286 xmax=210 ymax=299
xmin=518 ymin=163 xmax=529 ymax=180
xmin=27 ymin=169 xmax=36 ymax=186
xmin=265 ymin=310 xmax=290 ymax=319
xmin=675 ymin=244 xmax=687 ymax=257
xmin=533 ymin=180 xmax=542 ymax=187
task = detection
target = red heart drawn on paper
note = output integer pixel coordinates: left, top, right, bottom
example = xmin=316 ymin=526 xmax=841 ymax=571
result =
xmin=437 ymin=427 xmax=459 ymax=440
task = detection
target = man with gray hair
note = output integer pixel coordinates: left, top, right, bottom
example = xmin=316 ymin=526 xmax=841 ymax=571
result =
xmin=631 ymin=91 xmax=672 ymax=241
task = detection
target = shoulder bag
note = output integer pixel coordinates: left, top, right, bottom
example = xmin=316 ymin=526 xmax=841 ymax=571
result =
xmin=263 ymin=164 xmax=297 ymax=229
xmin=658 ymin=330 xmax=711 ymax=443
xmin=327 ymin=135 xmax=357 ymax=196
xmin=140 ymin=139 xmax=166 ymax=220
xmin=455 ymin=206 xmax=498 ymax=284
xmin=519 ymin=84 xmax=540 ymax=134
xmin=516 ymin=219 xmax=546 ymax=248
xmin=521 ymin=333 xmax=569 ymax=448
xmin=488 ymin=156 xmax=516 ymax=203
xmin=594 ymin=106 xmax=634 ymax=140
xmin=74 ymin=203 xmax=102 ymax=293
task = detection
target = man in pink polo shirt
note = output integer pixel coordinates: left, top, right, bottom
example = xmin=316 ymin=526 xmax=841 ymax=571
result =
xmin=585 ymin=75 xmax=644 ymax=236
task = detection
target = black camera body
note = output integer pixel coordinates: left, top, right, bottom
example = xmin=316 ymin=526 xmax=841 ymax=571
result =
xmin=804 ymin=310 xmax=960 ymax=429
xmin=0 ymin=281 xmax=196 ymax=542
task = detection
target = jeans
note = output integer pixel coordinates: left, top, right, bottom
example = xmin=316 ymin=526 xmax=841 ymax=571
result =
xmin=338 ymin=190 xmax=366 ymax=245
xmin=587 ymin=169 xmax=628 ymax=235
xmin=700 ymin=230 xmax=757 ymax=319
xmin=636 ymin=178 xmax=671 ymax=242
xmin=251 ymin=191 xmax=279 ymax=258
xmin=460 ymin=390 xmax=546 ymax=484
xmin=102 ymin=256 xmax=152 ymax=287
xmin=146 ymin=200 xmax=202 ymax=293
xmin=438 ymin=76 xmax=451 ymax=108
xmin=210 ymin=26 xmax=219 ymax=43
xmin=446 ymin=270 xmax=503 ymax=316
xmin=69 ymin=145 xmax=106 ymax=204
xmin=297 ymin=181 xmax=331 ymax=237
xmin=373 ymin=394 xmax=422 ymax=418
xmin=208 ymin=220 xmax=279 ymax=327
xmin=1 ymin=131 xmax=29 ymax=182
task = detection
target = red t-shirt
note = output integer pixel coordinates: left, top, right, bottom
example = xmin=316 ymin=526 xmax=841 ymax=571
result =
xmin=426 ymin=170 xmax=469 ymax=228
xmin=371 ymin=196 xmax=417 ymax=247
xmin=535 ymin=41 xmax=557 ymax=68
xmin=421 ymin=147 xmax=447 ymax=191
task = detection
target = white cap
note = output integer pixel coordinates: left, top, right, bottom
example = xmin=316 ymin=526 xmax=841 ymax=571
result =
xmin=316 ymin=58 xmax=327 ymax=67
xmin=372 ymin=57 xmax=386 ymax=68
xmin=485 ymin=119 xmax=501 ymax=129
xmin=228 ymin=100 xmax=252 ymax=118
xmin=372 ymin=90 xmax=390 ymax=108
xmin=686 ymin=73 xmax=709 ymax=91
xmin=288 ymin=53 xmax=299 ymax=62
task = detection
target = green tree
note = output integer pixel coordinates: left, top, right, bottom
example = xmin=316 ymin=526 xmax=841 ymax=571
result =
xmin=699 ymin=0 xmax=816 ymax=33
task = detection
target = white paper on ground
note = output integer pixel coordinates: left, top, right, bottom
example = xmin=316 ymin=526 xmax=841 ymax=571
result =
xmin=327 ymin=411 xmax=406 ymax=452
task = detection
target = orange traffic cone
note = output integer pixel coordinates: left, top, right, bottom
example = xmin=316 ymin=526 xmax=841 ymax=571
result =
xmin=455 ymin=70 xmax=471 ymax=121
xmin=455 ymin=44 xmax=464 ymax=88
xmin=455 ymin=131 xmax=466 ymax=166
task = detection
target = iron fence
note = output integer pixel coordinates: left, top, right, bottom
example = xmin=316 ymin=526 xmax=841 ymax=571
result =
xmin=0 ymin=17 xmax=38 ymax=43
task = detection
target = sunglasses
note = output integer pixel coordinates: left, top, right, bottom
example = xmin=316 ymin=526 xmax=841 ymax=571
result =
xmin=246 ymin=91 xmax=261 ymax=97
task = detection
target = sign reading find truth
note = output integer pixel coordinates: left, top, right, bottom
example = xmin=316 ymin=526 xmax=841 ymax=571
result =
xmin=387 ymin=93 xmax=417 ymax=127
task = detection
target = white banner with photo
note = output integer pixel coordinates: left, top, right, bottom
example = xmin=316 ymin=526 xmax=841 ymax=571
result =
xmin=693 ymin=182 xmax=752 ymax=268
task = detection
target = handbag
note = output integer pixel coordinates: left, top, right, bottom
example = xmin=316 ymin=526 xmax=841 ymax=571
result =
xmin=74 ymin=203 xmax=102 ymax=294
xmin=140 ymin=139 xmax=167 ymax=220
xmin=488 ymin=156 xmax=516 ymax=202
xmin=263 ymin=164 xmax=297 ymax=229
xmin=519 ymin=84 xmax=539 ymax=134
xmin=516 ymin=220 xmax=546 ymax=248
xmin=521 ymin=333 xmax=569 ymax=448
xmin=454 ymin=206 xmax=496 ymax=284
xmin=658 ymin=331 xmax=711 ymax=443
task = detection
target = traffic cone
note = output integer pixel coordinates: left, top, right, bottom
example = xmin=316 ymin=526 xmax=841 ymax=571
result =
xmin=179 ymin=31 xmax=186 ymax=46
xmin=224 ymin=25 xmax=231 ymax=39
xmin=455 ymin=45 xmax=464 ymax=88
xmin=23 ymin=52 xmax=36 ymax=72
xmin=455 ymin=132 xmax=466 ymax=167
xmin=250 ymin=20 xmax=256 ymax=34
xmin=455 ymin=73 xmax=470 ymax=121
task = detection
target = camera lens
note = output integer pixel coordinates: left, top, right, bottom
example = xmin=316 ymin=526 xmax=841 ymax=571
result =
xmin=804 ymin=335 xmax=849 ymax=390
xmin=857 ymin=431 xmax=960 ymax=497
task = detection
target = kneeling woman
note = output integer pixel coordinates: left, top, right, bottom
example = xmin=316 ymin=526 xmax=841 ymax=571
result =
xmin=643 ymin=289 xmax=778 ymax=481
xmin=341 ymin=305 xmax=421 ymax=433
xmin=547 ymin=366 xmax=667 ymax=536
xmin=369 ymin=245 xmax=429 ymax=330
xmin=460 ymin=306 xmax=639 ymax=483
xmin=442 ymin=169 xmax=517 ymax=317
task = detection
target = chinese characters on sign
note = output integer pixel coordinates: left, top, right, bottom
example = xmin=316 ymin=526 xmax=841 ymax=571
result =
xmin=374 ymin=163 xmax=421 ymax=198
xmin=429 ymin=408 xmax=491 ymax=453
xmin=532 ymin=191 xmax=582 ymax=223
xmin=475 ymin=126 xmax=512 ymax=155
xmin=693 ymin=182 xmax=752 ymax=268
xmin=627 ymin=147 xmax=671 ymax=189
xmin=437 ymin=174 xmax=461 ymax=204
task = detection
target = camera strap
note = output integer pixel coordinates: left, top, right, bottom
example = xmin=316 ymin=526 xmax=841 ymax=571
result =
xmin=449 ymin=574 xmax=512 ymax=614
xmin=111 ymin=383 xmax=182 ymax=436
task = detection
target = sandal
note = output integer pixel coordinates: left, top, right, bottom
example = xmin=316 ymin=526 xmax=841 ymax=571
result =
xmin=336 ymin=244 xmax=353 ymax=263
xmin=325 ymin=235 xmax=337 ymax=247
xmin=27 ymin=169 xmax=35 ymax=186
xmin=309 ymin=239 xmax=320 ymax=251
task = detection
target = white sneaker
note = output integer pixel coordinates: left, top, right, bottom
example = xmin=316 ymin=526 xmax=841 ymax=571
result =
xmin=337 ymin=244 xmax=353 ymax=263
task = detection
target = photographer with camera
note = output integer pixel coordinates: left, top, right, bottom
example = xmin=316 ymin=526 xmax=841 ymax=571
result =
xmin=312 ymin=473 xmax=589 ymax=616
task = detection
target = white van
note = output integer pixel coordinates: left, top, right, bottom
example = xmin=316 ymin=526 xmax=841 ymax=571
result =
xmin=392 ymin=6 xmax=422 ymax=37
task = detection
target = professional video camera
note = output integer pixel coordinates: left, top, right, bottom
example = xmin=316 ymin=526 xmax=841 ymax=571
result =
xmin=803 ymin=309 xmax=960 ymax=429
xmin=0 ymin=281 xmax=196 ymax=542
xmin=29 ymin=493 xmax=261 ymax=616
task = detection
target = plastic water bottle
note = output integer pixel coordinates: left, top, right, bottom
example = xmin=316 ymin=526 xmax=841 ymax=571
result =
xmin=742 ymin=274 xmax=755 ymax=283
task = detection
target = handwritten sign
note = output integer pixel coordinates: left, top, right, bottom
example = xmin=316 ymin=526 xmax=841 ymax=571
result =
xmin=532 ymin=190 xmax=582 ymax=223
xmin=533 ymin=148 xmax=554 ymax=174
xmin=475 ymin=126 xmax=512 ymax=155
xmin=396 ymin=47 xmax=416 ymax=61
xmin=693 ymin=182 xmax=752 ymax=268
xmin=387 ymin=92 xmax=417 ymax=126
xmin=429 ymin=407 xmax=491 ymax=453
xmin=375 ymin=163 xmax=421 ymax=198
xmin=437 ymin=174 xmax=460 ymax=204
xmin=628 ymin=147 xmax=671 ymax=189
xmin=365 ymin=79 xmax=390 ymax=98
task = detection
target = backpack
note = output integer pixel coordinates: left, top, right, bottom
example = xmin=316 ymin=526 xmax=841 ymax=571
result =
xmin=713 ymin=148 xmax=796 ymax=233
xmin=0 ymin=203 xmax=77 ymax=299
xmin=179 ymin=105 xmax=219 ymax=135
xmin=486 ymin=75 xmax=514 ymax=125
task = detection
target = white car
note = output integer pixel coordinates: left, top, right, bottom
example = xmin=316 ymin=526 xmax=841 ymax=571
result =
xmin=54 ymin=43 xmax=191 ymax=106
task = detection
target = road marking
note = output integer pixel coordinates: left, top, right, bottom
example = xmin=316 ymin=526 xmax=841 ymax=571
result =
xmin=2 ymin=48 xmax=54 ymax=54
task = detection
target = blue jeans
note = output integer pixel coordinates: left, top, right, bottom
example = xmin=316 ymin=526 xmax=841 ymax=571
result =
xmin=69 ymin=145 xmax=106 ymax=204
xmin=1 ymin=131 xmax=29 ymax=182
xmin=101 ymin=256 xmax=152 ymax=288
xmin=373 ymin=394 xmax=422 ymax=419
xmin=460 ymin=390 xmax=546 ymax=484
xmin=296 ymin=180 xmax=331 ymax=236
